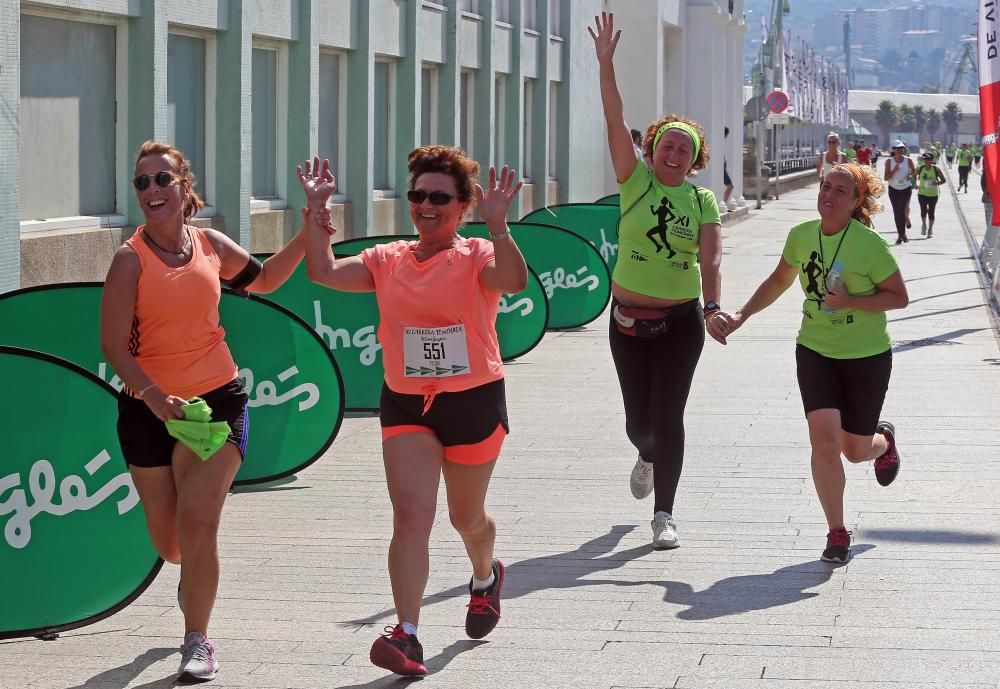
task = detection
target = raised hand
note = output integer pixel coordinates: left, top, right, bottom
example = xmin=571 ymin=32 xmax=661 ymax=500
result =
xmin=475 ymin=165 xmax=524 ymax=226
xmin=296 ymin=156 xmax=336 ymax=209
xmin=587 ymin=11 xmax=621 ymax=64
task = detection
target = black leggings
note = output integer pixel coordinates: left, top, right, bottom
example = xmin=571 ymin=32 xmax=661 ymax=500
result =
xmin=918 ymin=194 xmax=938 ymax=222
xmin=609 ymin=299 xmax=705 ymax=514
xmin=887 ymin=186 xmax=912 ymax=238
xmin=958 ymin=165 xmax=971 ymax=189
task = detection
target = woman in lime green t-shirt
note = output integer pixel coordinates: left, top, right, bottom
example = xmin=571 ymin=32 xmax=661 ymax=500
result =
xmin=714 ymin=164 xmax=909 ymax=564
xmin=916 ymin=152 xmax=945 ymax=237
xmin=590 ymin=13 xmax=725 ymax=551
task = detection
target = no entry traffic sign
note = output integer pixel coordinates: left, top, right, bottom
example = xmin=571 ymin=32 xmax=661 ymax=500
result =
xmin=767 ymin=90 xmax=789 ymax=114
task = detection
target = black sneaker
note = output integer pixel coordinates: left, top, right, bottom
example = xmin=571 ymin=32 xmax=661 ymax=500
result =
xmin=874 ymin=421 xmax=900 ymax=487
xmin=369 ymin=625 xmax=426 ymax=676
xmin=821 ymin=528 xmax=852 ymax=563
xmin=465 ymin=559 xmax=505 ymax=639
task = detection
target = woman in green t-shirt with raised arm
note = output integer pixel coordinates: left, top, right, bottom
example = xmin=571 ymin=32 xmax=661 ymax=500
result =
xmin=714 ymin=164 xmax=909 ymax=564
xmin=589 ymin=13 xmax=726 ymax=550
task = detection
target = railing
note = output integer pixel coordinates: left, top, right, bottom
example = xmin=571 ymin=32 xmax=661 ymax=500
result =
xmin=762 ymin=156 xmax=817 ymax=176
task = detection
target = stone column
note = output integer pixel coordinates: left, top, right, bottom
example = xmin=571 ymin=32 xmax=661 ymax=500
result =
xmin=685 ymin=3 xmax=725 ymax=205
xmin=285 ymin=0 xmax=318 ymax=214
xmin=0 ymin=2 xmax=20 ymax=291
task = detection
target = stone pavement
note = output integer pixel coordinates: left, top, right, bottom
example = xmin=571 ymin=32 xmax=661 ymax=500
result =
xmin=3 ymin=175 xmax=999 ymax=689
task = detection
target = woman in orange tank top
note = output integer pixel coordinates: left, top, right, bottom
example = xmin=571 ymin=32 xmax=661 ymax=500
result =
xmin=99 ymin=141 xmax=311 ymax=683
xmin=297 ymin=146 xmax=527 ymax=676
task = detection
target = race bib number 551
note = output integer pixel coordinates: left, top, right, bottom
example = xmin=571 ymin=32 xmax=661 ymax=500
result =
xmin=403 ymin=325 xmax=470 ymax=377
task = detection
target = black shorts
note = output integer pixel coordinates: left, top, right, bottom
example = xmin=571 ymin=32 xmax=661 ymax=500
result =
xmin=117 ymin=379 xmax=249 ymax=468
xmin=796 ymin=344 xmax=891 ymax=436
xmin=380 ymin=379 xmax=509 ymax=464
xmin=723 ymin=164 xmax=733 ymax=187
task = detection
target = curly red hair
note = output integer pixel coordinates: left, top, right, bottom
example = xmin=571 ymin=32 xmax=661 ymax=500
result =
xmin=407 ymin=145 xmax=481 ymax=204
xmin=642 ymin=114 xmax=710 ymax=174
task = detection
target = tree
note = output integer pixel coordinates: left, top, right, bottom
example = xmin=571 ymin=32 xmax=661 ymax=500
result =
xmin=875 ymin=100 xmax=897 ymax=148
xmin=943 ymin=101 xmax=963 ymax=144
xmin=912 ymin=105 xmax=927 ymax=140
xmin=926 ymin=108 xmax=942 ymax=142
xmin=897 ymin=105 xmax=916 ymax=132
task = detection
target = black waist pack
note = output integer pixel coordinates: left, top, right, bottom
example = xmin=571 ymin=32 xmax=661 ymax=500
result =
xmin=613 ymin=300 xmax=698 ymax=338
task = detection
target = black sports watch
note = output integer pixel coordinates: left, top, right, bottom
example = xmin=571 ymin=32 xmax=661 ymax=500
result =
xmin=703 ymin=301 xmax=721 ymax=313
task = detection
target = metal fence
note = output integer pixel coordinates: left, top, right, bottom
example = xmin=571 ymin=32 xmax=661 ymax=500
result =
xmin=762 ymin=156 xmax=816 ymax=176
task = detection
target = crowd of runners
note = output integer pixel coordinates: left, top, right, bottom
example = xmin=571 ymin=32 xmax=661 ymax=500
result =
xmin=91 ymin=11 xmax=950 ymax=684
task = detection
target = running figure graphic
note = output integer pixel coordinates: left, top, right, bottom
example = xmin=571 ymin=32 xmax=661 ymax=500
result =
xmin=802 ymin=250 xmax=824 ymax=305
xmin=647 ymin=196 xmax=678 ymax=257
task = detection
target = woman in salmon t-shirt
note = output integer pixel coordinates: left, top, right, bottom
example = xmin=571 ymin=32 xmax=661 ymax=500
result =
xmin=298 ymin=146 xmax=528 ymax=677
xmin=100 ymin=141 xmax=310 ymax=683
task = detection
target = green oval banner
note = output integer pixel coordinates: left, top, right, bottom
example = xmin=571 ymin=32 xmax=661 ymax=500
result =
xmin=0 ymin=285 xmax=344 ymax=486
xmin=0 ymin=346 xmax=162 ymax=640
xmin=462 ymin=223 xmax=611 ymax=330
xmin=520 ymin=203 xmax=622 ymax=274
xmin=595 ymin=193 xmax=620 ymax=206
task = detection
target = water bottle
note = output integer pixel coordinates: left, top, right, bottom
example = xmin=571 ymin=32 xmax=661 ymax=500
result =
xmin=821 ymin=261 xmax=844 ymax=313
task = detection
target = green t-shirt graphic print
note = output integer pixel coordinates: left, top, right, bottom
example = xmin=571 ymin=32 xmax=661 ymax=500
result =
xmin=614 ymin=162 xmax=721 ymax=299
xmin=782 ymin=219 xmax=899 ymax=359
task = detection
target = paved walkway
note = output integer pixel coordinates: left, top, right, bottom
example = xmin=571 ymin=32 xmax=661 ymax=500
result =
xmin=4 ymin=172 xmax=1000 ymax=689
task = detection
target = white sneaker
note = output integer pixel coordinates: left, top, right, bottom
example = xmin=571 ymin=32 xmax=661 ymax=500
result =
xmin=178 ymin=632 xmax=219 ymax=682
xmin=726 ymin=200 xmax=737 ymax=212
xmin=651 ymin=511 xmax=679 ymax=549
xmin=629 ymin=456 xmax=654 ymax=499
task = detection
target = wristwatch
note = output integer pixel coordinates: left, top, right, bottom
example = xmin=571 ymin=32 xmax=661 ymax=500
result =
xmin=703 ymin=301 xmax=721 ymax=313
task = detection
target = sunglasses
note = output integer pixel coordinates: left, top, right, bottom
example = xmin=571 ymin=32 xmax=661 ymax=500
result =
xmin=406 ymin=189 xmax=457 ymax=205
xmin=132 ymin=170 xmax=182 ymax=191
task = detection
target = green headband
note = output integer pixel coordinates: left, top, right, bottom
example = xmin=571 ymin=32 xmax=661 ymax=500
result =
xmin=653 ymin=122 xmax=702 ymax=164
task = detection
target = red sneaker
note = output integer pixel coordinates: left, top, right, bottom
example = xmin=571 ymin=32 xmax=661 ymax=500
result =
xmin=821 ymin=528 xmax=852 ymax=563
xmin=465 ymin=559 xmax=505 ymax=639
xmin=369 ymin=625 xmax=426 ymax=676
xmin=874 ymin=421 xmax=900 ymax=487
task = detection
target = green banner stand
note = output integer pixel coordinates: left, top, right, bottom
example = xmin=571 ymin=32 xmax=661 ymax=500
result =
xmin=595 ymin=193 xmax=620 ymax=206
xmin=0 ymin=346 xmax=162 ymax=640
xmin=0 ymin=285 xmax=344 ymax=486
xmin=520 ymin=203 xmax=622 ymax=274
xmin=463 ymin=223 xmax=611 ymax=330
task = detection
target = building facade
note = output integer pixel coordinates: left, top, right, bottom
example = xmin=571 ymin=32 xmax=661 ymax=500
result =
xmin=2 ymin=0 xmax=747 ymax=290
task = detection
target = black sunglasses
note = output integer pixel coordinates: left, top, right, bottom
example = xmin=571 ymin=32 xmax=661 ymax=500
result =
xmin=132 ymin=170 xmax=181 ymax=191
xmin=406 ymin=189 xmax=457 ymax=205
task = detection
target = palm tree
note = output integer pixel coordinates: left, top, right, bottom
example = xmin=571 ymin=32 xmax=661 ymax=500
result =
xmin=874 ymin=100 xmax=897 ymax=148
xmin=943 ymin=102 xmax=963 ymax=145
xmin=912 ymin=106 xmax=927 ymax=140
xmin=926 ymin=108 xmax=941 ymax=142
xmin=897 ymin=105 xmax=916 ymax=132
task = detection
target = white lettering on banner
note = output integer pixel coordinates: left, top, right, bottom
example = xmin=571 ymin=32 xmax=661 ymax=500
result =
xmin=241 ymin=366 xmax=320 ymax=411
xmin=0 ymin=451 xmax=139 ymax=550
xmin=538 ymin=266 xmax=601 ymax=299
xmin=313 ymin=301 xmax=382 ymax=366
xmin=98 ymin=362 xmax=124 ymax=392
xmin=498 ymin=294 xmax=534 ymax=317
xmin=597 ymin=228 xmax=619 ymax=264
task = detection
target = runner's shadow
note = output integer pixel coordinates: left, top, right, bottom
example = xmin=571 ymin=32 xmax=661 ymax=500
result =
xmin=336 ymin=639 xmax=487 ymax=686
xmin=63 ymin=646 xmax=175 ymax=689
xmin=652 ymin=544 xmax=875 ymax=620
xmin=347 ymin=524 xmax=645 ymax=626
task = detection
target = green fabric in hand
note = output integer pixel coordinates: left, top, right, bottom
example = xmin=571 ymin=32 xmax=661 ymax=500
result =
xmin=165 ymin=397 xmax=232 ymax=461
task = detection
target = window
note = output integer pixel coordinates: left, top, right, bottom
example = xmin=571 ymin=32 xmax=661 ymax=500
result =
xmin=548 ymin=0 xmax=561 ymax=35
xmin=251 ymin=48 xmax=278 ymax=198
xmin=319 ymin=52 xmax=342 ymax=188
xmin=548 ymin=82 xmax=557 ymax=179
xmin=461 ymin=0 xmax=479 ymax=12
xmin=167 ymin=34 xmax=207 ymax=198
xmin=494 ymin=75 xmax=506 ymax=166
xmin=373 ymin=60 xmax=393 ymax=190
xmin=522 ymin=79 xmax=533 ymax=179
xmin=496 ymin=0 xmax=511 ymax=22
xmin=523 ymin=0 xmax=537 ymax=30
xmin=20 ymin=14 xmax=117 ymax=222
xmin=421 ymin=65 xmax=437 ymax=146
xmin=460 ymin=70 xmax=475 ymax=157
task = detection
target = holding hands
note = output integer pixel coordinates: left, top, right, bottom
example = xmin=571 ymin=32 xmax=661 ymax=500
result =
xmin=475 ymin=165 xmax=523 ymax=227
xmin=297 ymin=156 xmax=336 ymax=234
xmin=706 ymin=310 xmax=745 ymax=346
xmin=588 ymin=12 xmax=621 ymax=63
